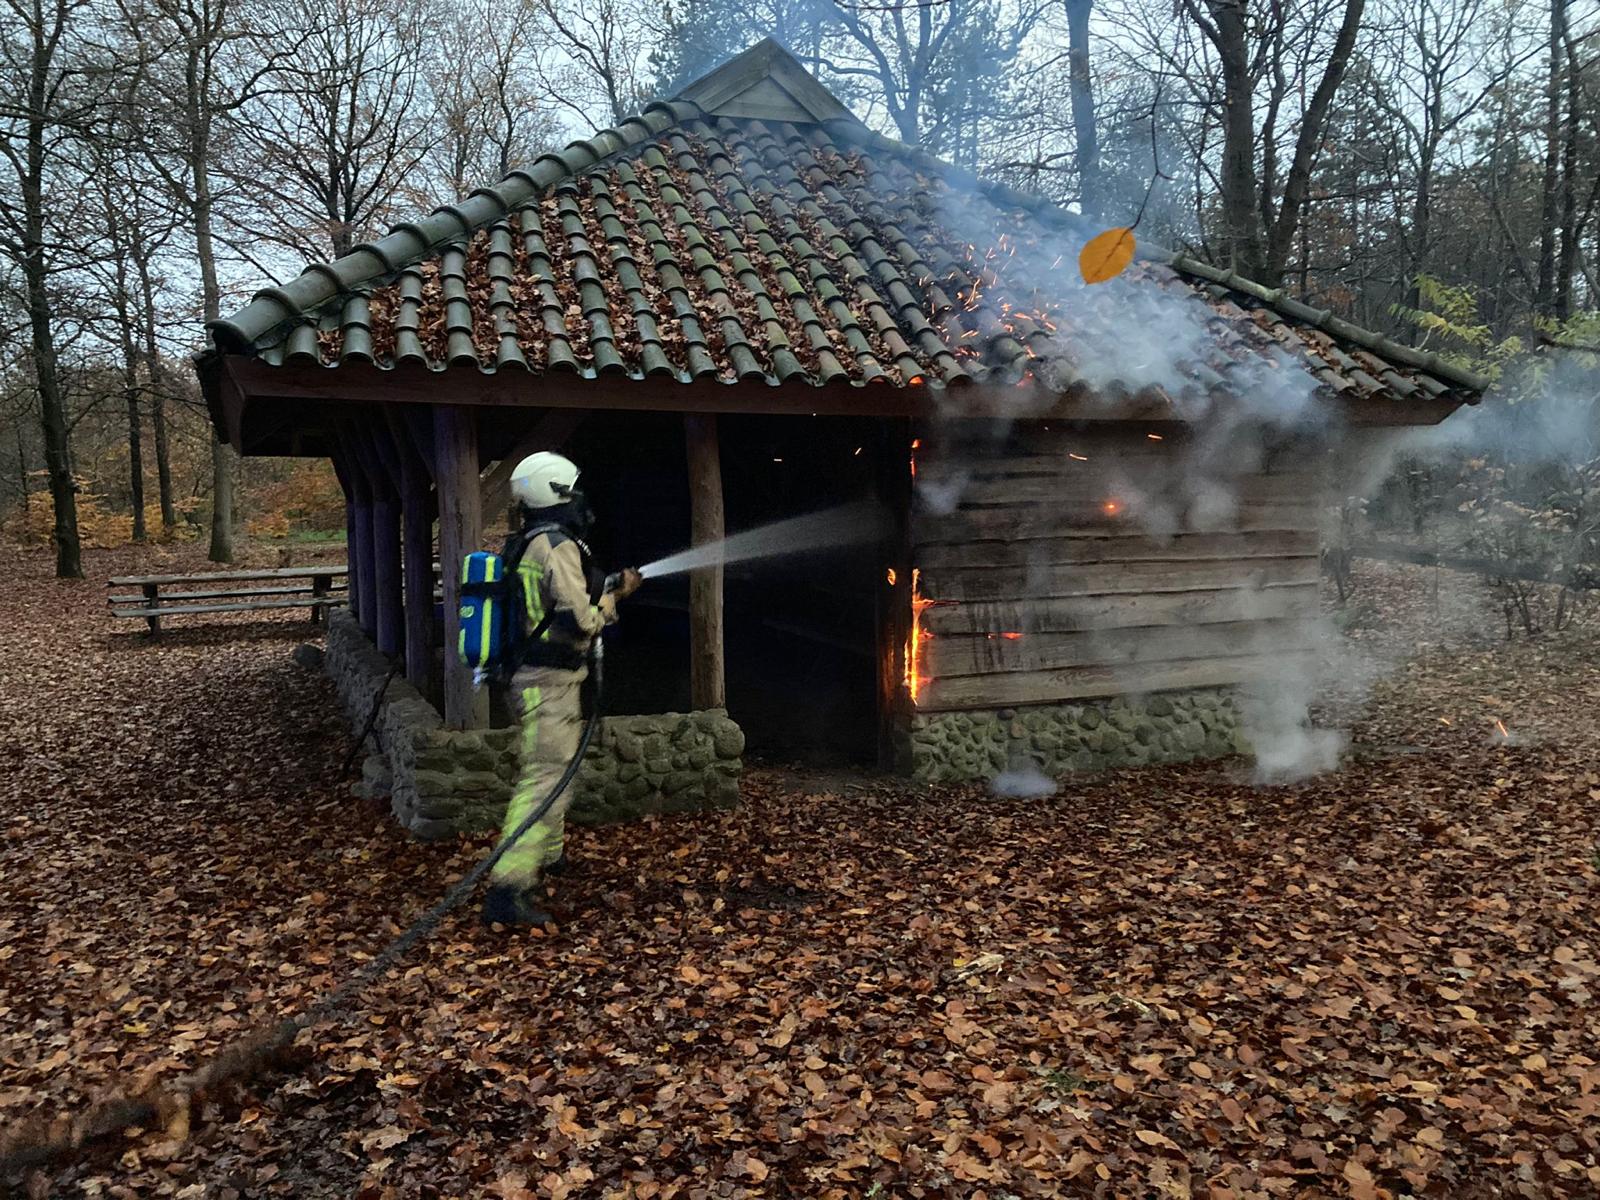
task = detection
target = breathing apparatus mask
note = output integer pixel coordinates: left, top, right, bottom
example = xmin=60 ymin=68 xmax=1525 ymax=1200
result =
xmin=520 ymin=485 xmax=594 ymax=541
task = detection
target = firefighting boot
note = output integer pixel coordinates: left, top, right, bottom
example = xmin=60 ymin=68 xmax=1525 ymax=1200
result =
xmin=480 ymin=884 xmax=553 ymax=929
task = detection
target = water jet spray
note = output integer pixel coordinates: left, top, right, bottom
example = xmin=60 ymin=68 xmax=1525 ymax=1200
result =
xmin=633 ymin=501 xmax=891 ymax=581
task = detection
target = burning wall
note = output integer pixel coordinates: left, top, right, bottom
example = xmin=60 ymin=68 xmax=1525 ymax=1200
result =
xmin=893 ymin=422 xmax=1329 ymax=781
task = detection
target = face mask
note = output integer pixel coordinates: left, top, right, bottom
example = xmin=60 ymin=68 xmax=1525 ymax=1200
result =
xmin=523 ymin=494 xmax=593 ymax=537
xmin=565 ymin=492 xmax=596 ymax=536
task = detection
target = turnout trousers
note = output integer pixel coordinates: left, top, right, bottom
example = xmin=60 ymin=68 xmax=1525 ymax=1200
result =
xmin=491 ymin=665 xmax=586 ymax=889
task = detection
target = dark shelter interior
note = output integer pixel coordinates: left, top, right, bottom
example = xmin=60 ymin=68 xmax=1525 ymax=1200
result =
xmin=564 ymin=411 xmax=893 ymax=765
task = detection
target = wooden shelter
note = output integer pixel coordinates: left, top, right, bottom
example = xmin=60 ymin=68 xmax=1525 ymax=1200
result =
xmin=200 ymin=40 xmax=1484 ymax=773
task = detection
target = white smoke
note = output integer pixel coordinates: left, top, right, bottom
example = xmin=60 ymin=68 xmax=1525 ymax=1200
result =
xmin=913 ymin=178 xmax=1371 ymax=783
xmin=990 ymin=763 xmax=1059 ymax=799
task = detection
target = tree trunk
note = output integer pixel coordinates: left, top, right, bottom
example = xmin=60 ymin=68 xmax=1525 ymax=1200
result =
xmin=124 ymin=355 xmax=146 ymax=542
xmin=134 ymin=246 xmax=177 ymax=528
xmin=208 ymin=439 xmax=237 ymax=560
xmin=1261 ymin=0 xmax=1366 ymax=282
xmin=191 ymin=97 xmax=238 ymax=561
xmin=1210 ymin=1 xmax=1264 ymax=276
xmin=22 ymin=9 xmax=80 ymax=579
xmin=1535 ymin=0 xmax=1563 ymax=317
xmin=1554 ymin=0 xmax=1577 ymax=319
xmin=1065 ymin=0 xmax=1100 ymax=219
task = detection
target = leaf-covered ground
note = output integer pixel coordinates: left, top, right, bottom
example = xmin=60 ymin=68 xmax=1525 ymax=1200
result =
xmin=2 ymin=545 xmax=1598 ymax=1198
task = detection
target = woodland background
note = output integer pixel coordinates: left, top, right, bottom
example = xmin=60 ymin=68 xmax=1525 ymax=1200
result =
xmin=1 ymin=0 xmax=1597 ymax=588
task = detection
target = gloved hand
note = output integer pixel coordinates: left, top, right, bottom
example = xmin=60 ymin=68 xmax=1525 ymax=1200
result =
xmin=610 ymin=567 xmax=644 ymax=598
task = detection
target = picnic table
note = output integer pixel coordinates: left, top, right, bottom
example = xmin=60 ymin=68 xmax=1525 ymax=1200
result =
xmin=107 ymin=565 xmax=347 ymax=633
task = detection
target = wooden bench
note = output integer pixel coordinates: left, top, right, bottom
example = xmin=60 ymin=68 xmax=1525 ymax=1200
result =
xmin=108 ymin=566 xmax=348 ymax=633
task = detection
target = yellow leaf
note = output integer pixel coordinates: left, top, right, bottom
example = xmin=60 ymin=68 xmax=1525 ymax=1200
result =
xmin=1079 ymin=227 xmax=1136 ymax=284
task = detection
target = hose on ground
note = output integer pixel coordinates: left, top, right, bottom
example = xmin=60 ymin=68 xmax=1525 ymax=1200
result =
xmin=0 ymin=647 xmax=606 ymax=1178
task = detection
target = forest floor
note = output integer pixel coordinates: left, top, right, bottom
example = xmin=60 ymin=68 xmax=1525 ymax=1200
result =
xmin=2 ymin=543 xmax=1598 ymax=1199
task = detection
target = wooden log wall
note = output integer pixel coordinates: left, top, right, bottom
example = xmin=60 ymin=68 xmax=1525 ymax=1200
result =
xmin=909 ymin=424 xmax=1326 ymax=712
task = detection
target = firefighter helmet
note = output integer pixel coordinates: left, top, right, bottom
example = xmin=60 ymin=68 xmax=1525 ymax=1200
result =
xmin=509 ymin=451 xmax=581 ymax=511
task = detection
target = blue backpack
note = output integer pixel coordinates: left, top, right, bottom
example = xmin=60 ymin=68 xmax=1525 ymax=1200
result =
xmin=457 ymin=525 xmax=564 ymax=677
xmin=458 ymin=550 xmax=513 ymax=673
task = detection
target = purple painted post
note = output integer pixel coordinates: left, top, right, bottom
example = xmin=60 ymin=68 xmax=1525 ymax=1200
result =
xmin=381 ymin=410 xmax=438 ymax=697
xmin=352 ymin=423 xmax=403 ymax=656
xmin=331 ymin=454 xmax=361 ymax=619
xmin=340 ymin=434 xmax=377 ymax=637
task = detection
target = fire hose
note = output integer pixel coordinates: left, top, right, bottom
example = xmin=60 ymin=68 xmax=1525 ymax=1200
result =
xmin=0 ymin=644 xmax=607 ymax=1179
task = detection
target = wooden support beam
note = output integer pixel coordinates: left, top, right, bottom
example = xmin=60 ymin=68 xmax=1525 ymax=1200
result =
xmin=434 ymin=405 xmax=487 ymax=729
xmin=225 ymin=357 xmax=1472 ymax=429
xmin=480 ymin=409 xmax=588 ymax=520
xmin=684 ymin=414 xmax=725 ymax=711
xmin=401 ymin=406 xmax=438 ymax=485
xmin=876 ymin=419 xmax=914 ymax=769
xmin=338 ymin=436 xmax=376 ymax=636
xmin=383 ymin=408 xmax=439 ymax=696
xmin=351 ymin=421 xmax=403 ymax=656
xmin=330 ymin=453 xmax=360 ymax=619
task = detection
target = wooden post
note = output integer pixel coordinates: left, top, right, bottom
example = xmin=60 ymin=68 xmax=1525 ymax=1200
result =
xmin=142 ymin=581 xmax=161 ymax=636
xmin=339 ymin=441 xmax=376 ymax=635
xmin=433 ymin=405 xmax=487 ymax=729
xmin=310 ymin=573 xmax=329 ymax=624
xmin=876 ymin=418 xmax=914 ymax=771
xmin=353 ymin=422 xmax=403 ymax=656
xmin=331 ymin=453 xmax=361 ymax=620
xmin=684 ymin=413 xmax=725 ymax=710
xmin=385 ymin=408 xmax=438 ymax=698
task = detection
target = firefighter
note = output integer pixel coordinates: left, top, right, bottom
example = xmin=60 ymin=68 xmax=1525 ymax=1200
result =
xmin=481 ymin=452 xmax=641 ymax=929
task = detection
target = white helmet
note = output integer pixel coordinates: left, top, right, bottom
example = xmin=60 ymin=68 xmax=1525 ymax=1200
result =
xmin=509 ymin=451 xmax=581 ymax=510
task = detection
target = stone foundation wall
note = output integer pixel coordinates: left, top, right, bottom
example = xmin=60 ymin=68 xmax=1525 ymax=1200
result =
xmin=323 ymin=610 xmax=742 ymax=839
xmin=907 ymin=690 xmax=1250 ymax=783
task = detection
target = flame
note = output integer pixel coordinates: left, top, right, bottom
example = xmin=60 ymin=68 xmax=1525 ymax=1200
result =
xmin=905 ymin=567 xmax=936 ymax=706
xmin=1068 ymin=452 xmax=1088 ymax=462
xmin=1102 ymin=498 xmax=1124 ymax=516
xmin=1147 ymin=432 xmax=1164 ymax=441
xmin=1493 ymin=718 xmax=1510 ymax=740
xmin=885 ymin=567 xmax=897 ymax=586
xmin=987 ymin=631 xmax=1023 ymax=640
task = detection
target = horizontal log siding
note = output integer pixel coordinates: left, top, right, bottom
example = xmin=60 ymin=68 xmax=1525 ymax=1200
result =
xmin=910 ymin=426 xmax=1326 ymax=711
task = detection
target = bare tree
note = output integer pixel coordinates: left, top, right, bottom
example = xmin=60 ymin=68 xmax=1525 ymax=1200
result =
xmin=1365 ymin=0 xmax=1529 ymax=329
xmin=1064 ymin=0 xmax=1099 ymax=216
xmin=422 ymin=0 xmax=557 ymax=199
xmin=810 ymin=0 xmax=1047 ymax=159
xmin=0 ymin=0 xmax=103 ymax=577
xmin=83 ymin=112 xmax=181 ymax=541
xmin=119 ymin=0 xmax=280 ymax=560
xmin=533 ymin=0 xmax=651 ymax=126
xmin=232 ymin=0 xmax=435 ymax=262
xmin=1185 ymin=0 xmax=1368 ymax=282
